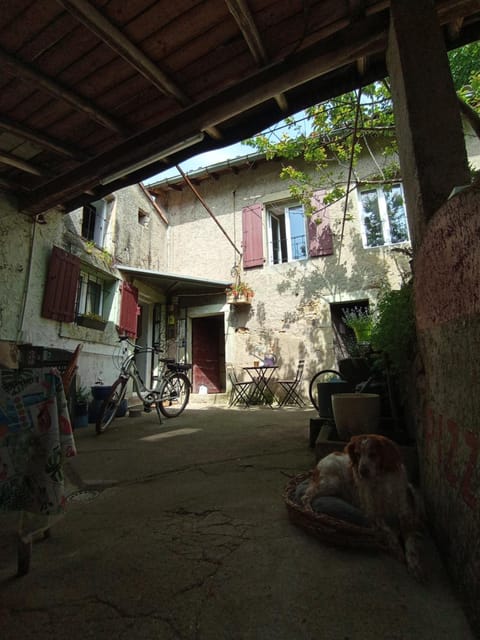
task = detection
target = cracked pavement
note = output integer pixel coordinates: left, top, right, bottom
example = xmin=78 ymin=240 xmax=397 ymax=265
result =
xmin=0 ymin=405 xmax=476 ymax=639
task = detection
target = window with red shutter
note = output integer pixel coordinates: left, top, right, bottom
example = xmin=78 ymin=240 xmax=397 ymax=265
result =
xmin=118 ymin=282 xmax=139 ymax=337
xmin=242 ymin=204 xmax=264 ymax=269
xmin=42 ymin=247 xmax=80 ymax=322
xmin=308 ymin=190 xmax=334 ymax=257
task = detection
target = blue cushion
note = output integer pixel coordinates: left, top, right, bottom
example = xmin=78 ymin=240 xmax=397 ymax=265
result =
xmin=294 ymin=480 xmax=369 ymax=527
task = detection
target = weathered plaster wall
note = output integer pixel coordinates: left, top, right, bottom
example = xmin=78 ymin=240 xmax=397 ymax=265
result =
xmin=0 ymin=184 xmax=166 ymax=390
xmin=109 ymin=185 xmax=169 ymax=271
xmin=0 ymin=195 xmax=32 ymax=342
xmin=159 ymin=157 xmax=411 ymax=388
xmin=415 ymin=186 xmax=480 ymax=633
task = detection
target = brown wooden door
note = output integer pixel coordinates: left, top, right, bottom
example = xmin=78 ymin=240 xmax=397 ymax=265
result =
xmin=192 ymin=316 xmax=224 ymax=393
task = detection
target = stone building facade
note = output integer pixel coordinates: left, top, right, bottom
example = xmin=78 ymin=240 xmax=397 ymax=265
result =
xmin=149 ymin=151 xmax=412 ymax=397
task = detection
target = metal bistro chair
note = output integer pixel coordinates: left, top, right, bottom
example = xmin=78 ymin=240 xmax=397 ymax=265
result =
xmin=227 ymin=365 xmax=253 ymax=407
xmin=277 ymin=359 xmax=305 ymax=407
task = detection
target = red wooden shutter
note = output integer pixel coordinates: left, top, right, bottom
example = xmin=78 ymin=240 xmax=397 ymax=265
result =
xmin=118 ymin=282 xmax=139 ymax=337
xmin=42 ymin=246 xmax=80 ymax=322
xmin=242 ymin=204 xmax=264 ymax=268
xmin=308 ymin=190 xmax=334 ymax=257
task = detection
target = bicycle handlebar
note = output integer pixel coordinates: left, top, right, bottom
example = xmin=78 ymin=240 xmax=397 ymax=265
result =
xmin=118 ymin=336 xmax=163 ymax=354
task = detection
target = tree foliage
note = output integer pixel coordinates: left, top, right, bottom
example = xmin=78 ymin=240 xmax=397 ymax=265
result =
xmin=245 ymin=43 xmax=480 ymax=212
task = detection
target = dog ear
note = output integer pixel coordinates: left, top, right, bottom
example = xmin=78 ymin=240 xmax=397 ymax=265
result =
xmin=345 ymin=438 xmax=359 ymax=465
xmin=378 ymin=436 xmax=403 ymax=473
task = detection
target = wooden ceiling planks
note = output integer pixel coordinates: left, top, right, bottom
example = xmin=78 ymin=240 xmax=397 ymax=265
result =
xmin=0 ymin=0 xmax=477 ymax=213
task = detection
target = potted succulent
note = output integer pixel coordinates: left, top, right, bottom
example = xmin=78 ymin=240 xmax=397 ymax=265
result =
xmin=226 ymin=281 xmax=254 ymax=305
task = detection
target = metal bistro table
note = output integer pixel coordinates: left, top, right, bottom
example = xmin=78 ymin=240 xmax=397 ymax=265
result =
xmin=243 ymin=365 xmax=278 ymax=407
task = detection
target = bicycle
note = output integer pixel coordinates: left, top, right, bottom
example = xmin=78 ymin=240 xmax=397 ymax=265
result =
xmin=96 ymin=336 xmax=192 ymax=434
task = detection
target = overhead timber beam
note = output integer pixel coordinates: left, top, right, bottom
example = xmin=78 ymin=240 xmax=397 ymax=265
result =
xmin=0 ymin=151 xmax=49 ymax=176
xmin=0 ymin=47 xmax=127 ymax=135
xmin=226 ymin=0 xmax=288 ymax=112
xmin=56 ymin=0 xmax=222 ymax=141
xmin=0 ymin=115 xmax=89 ymax=162
xmin=18 ymin=14 xmax=389 ymax=215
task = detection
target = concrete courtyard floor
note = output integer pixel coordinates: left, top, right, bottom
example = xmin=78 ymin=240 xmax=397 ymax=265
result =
xmin=0 ymin=402 xmax=476 ymax=640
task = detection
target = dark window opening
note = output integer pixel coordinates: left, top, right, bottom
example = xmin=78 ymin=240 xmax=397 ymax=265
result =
xmin=82 ymin=204 xmax=97 ymax=241
xmin=330 ymin=300 xmax=370 ymax=361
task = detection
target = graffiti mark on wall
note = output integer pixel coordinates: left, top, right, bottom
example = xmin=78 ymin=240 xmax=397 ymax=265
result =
xmin=425 ymin=407 xmax=478 ymax=510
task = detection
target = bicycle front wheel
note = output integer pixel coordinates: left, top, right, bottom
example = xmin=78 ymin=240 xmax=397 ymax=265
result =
xmin=96 ymin=378 xmax=128 ymax=434
xmin=156 ymin=373 xmax=190 ymax=418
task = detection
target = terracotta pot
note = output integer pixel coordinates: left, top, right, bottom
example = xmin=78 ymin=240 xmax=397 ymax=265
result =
xmin=331 ymin=393 xmax=381 ymax=440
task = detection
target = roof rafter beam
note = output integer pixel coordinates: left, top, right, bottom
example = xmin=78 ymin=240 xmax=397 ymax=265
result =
xmin=226 ymin=0 xmax=268 ymax=64
xmin=19 ymin=14 xmax=390 ymax=214
xmin=225 ymin=0 xmax=288 ymax=113
xmin=0 ymin=47 xmax=127 ymax=135
xmin=56 ymin=0 xmax=190 ymax=105
xmin=0 ymin=115 xmax=89 ymax=162
xmin=56 ymin=0 xmax=222 ymax=140
xmin=0 ymin=151 xmax=49 ymax=176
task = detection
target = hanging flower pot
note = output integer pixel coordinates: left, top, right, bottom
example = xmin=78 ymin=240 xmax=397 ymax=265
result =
xmin=226 ymin=282 xmax=254 ymax=306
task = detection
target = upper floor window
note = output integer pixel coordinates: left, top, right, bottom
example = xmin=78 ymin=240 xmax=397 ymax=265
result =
xmin=357 ymin=183 xmax=409 ymax=248
xmin=81 ymin=197 xmax=113 ymax=248
xmin=242 ymin=192 xmax=333 ymax=269
xmin=267 ymin=203 xmax=307 ymax=264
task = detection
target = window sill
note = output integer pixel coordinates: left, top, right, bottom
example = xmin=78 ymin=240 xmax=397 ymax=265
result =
xmin=76 ymin=316 xmax=107 ymax=331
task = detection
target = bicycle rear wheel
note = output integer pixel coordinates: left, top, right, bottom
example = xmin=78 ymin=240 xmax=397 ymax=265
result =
xmin=96 ymin=377 xmax=128 ymax=434
xmin=156 ymin=373 xmax=190 ymax=418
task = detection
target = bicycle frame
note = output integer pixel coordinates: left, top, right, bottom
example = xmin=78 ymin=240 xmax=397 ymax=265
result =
xmin=116 ymin=337 xmax=192 ymax=407
xmin=117 ymin=349 xmax=159 ymax=404
xmin=96 ymin=337 xmax=192 ymax=434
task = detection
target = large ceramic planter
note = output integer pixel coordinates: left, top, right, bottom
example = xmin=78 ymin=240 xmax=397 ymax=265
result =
xmin=316 ymin=380 xmax=353 ymax=419
xmin=331 ymin=393 xmax=381 ymax=441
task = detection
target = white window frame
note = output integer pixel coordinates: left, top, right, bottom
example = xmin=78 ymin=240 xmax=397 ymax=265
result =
xmin=76 ymin=270 xmax=105 ymax=319
xmin=82 ymin=197 xmax=114 ymax=248
xmin=266 ymin=202 xmax=307 ymax=264
xmin=357 ymin=183 xmax=409 ymax=248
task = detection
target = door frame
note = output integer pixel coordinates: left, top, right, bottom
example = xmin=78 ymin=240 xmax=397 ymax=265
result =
xmin=187 ymin=302 xmax=228 ymax=393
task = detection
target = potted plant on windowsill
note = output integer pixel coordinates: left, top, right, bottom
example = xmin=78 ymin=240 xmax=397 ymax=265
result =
xmin=226 ymin=282 xmax=254 ymax=305
xmin=342 ymin=306 xmax=375 ymax=345
xmin=77 ymin=312 xmax=107 ymax=331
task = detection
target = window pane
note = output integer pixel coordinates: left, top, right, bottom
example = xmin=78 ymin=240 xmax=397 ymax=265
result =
xmin=385 ymin=184 xmax=409 ymax=243
xmin=86 ymin=280 xmax=102 ymax=315
xmin=82 ymin=204 xmax=96 ymax=240
xmin=360 ymin=190 xmax=384 ymax=247
xmin=288 ymin=206 xmax=307 ymax=259
xmin=271 ymin=216 xmax=281 ymax=264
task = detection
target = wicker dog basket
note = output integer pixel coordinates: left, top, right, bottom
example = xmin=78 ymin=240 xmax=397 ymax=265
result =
xmin=283 ymin=472 xmax=390 ymax=551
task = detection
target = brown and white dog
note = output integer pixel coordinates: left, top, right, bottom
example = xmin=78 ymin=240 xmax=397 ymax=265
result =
xmin=302 ymin=434 xmax=425 ymax=580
